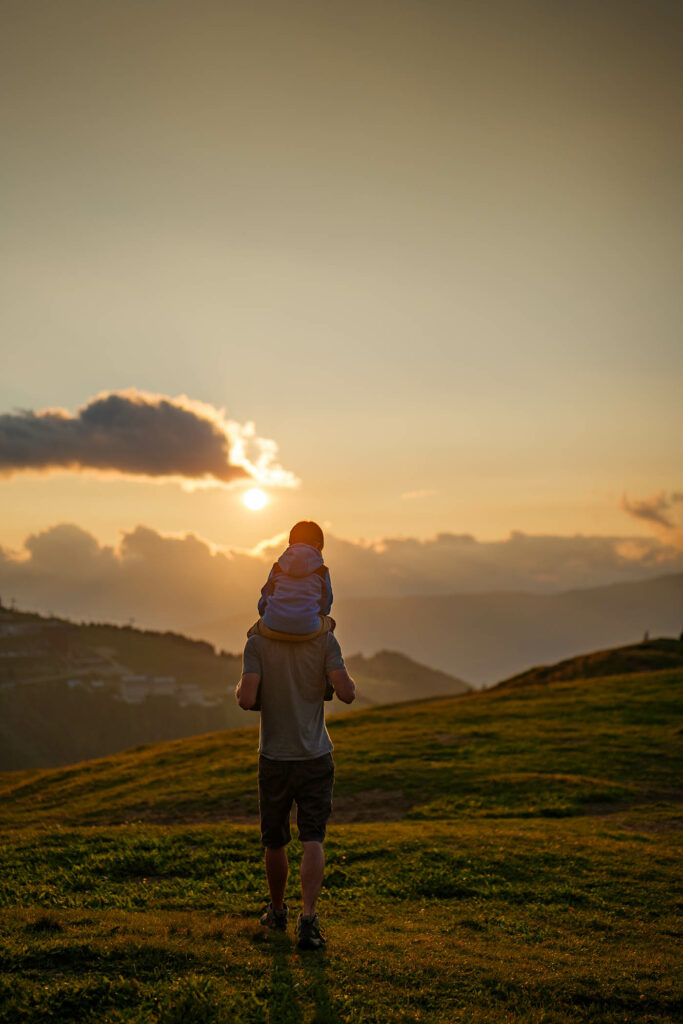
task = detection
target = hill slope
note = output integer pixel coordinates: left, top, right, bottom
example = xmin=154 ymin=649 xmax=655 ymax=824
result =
xmin=1 ymin=659 xmax=679 ymax=828
xmin=496 ymin=636 xmax=683 ymax=689
xmin=1 ymin=659 xmax=680 ymax=1024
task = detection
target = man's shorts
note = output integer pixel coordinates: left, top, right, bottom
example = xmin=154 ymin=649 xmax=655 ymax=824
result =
xmin=258 ymin=752 xmax=335 ymax=848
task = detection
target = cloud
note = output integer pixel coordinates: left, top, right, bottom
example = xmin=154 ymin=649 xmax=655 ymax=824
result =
xmin=325 ymin=529 xmax=683 ymax=595
xmin=0 ymin=523 xmax=266 ymax=630
xmin=401 ymin=489 xmax=438 ymax=501
xmin=621 ymin=491 xmax=683 ymax=547
xmin=2 ymin=522 xmax=683 ymax=638
xmin=0 ymin=389 xmax=298 ymax=487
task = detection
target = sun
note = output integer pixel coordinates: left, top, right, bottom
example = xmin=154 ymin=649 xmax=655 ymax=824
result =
xmin=243 ymin=488 xmax=268 ymax=511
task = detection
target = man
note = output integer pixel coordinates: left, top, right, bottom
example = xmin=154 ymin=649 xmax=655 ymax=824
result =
xmin=235 ymin=619 xmax=355 ymax=949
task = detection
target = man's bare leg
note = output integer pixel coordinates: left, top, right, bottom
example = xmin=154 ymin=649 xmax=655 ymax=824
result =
xmin=265 ymin=846 xmax=288 ymax=910
xmin=301 ymin=841 xmax=325 ymax=916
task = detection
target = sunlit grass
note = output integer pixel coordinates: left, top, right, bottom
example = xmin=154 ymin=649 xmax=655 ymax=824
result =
xmin=1 ymin=666 xmax=680 ymax=1022
xmin=1 ymin=668 xmax=679 ymax=828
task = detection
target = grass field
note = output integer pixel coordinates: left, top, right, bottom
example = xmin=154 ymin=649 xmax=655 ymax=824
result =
xmin=1 ymin=661 xmax=681 ymax=1022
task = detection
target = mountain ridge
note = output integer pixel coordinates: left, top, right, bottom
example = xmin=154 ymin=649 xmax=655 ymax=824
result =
xmin=200 ymin=571 xmax=681 ymax=684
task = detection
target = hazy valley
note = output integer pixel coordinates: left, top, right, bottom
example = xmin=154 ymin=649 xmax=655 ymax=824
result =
xmin=194 ymin=571 xmax=683 ymax=684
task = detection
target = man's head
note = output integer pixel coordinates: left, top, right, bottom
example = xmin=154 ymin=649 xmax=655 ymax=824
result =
xmin=289 ymin=520 xmax=324 ymax=551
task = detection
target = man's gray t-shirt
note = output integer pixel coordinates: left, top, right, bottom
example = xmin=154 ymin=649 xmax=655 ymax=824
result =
xmin=242 ymin=632 xmax=346 ymax=760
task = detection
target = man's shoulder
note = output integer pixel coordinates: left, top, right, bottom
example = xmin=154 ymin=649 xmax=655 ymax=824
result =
xmin=250 ymin=631 xmax=340 ymax=656
xmin=269 ymin=632 xmax=334 ymax=651
xmin=245 ymin=630 xmax=341 ymax=652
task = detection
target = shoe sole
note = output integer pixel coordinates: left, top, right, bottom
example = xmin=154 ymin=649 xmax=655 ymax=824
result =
xmin=296 ymin=935 xmax=326 ymax=949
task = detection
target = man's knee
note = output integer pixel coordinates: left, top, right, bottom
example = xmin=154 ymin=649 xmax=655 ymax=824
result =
xmin=301 ymin=841 xmax=324 ymax=867
xmin=261 ymin=827 xmax=291 ymax=849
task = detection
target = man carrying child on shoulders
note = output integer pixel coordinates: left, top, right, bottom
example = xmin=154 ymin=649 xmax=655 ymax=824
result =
xmin=236 ymin=521 xmax=356 ymax=950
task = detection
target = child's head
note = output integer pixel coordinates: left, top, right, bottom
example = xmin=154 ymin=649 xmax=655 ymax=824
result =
xmin=289 ymin=520 xmax=324 ymax=551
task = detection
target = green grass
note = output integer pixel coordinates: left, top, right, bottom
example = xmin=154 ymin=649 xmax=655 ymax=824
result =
xmin=0 ymin=666 xmax=681 ymax=1022
xmin=2 ymin=668 xmax=680 ymax=827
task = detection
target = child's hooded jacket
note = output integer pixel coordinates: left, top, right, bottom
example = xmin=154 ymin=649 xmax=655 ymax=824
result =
xmin=258 ymin=542 xmax=333 ymax=634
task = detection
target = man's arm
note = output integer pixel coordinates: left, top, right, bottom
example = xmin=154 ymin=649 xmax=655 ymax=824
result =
xmin=329 ymin=668 xmax=355 ymax=704
xmin=235 ymin=672 xmax=261 ymax=710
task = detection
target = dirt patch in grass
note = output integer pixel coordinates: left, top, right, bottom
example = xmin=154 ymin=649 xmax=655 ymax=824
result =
xmin=582 ymin=790 xmax=683 ymax=819
xmin=331 ymin=789 xmax=411 ymax=822
xmin=621 ymin=817 xmax=683 ymax=833
xmin=581 ymin=799 xmax=636 ymax=817
xmin=25 ymin=912 xmax=63 ymax=933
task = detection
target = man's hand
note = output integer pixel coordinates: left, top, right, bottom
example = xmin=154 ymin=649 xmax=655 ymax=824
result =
xmin=235 ymin=672 xmax=260 ymax=710
xmin=329 ymin=668 xmax=356 ymax=704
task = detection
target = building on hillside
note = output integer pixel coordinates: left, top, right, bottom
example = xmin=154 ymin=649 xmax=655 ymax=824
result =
xmin=150 ymin=676 xmax=176 ymax=696
xmin=119 ymin=675 xmax=148 ymax=704
xmin=118 ymin=674 xmax=178 ymax=703
xmin=177 ymin=682 xmax=213 ymax=707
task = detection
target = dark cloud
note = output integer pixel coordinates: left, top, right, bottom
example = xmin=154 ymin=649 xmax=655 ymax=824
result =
xmin=2 ymin=523 xmax=683 ymax=636
xmin=621 ymin=491 xmax=683 ymax=534
xmin=0 ymin=390 xmax=296 ymax=486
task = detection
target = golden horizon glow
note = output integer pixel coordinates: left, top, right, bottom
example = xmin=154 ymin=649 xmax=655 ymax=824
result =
xmin=1 ymin=2 xmax=681 ymax=558
xmin=243 ymin=488 xmax=268 ymax=511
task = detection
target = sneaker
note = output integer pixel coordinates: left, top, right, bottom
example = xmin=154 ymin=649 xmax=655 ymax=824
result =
xmin=260 ymin=902 xmax=288 ymax=931
xmin=296 ymin=912 xmax=326 ymax=950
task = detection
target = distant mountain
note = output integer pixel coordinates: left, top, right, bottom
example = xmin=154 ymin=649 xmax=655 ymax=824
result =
xmin=345 ymin=649 xmax=469 ymax=706
xmin=0 ymin=608 xmax=468 ymax=770
xmin=192 ymin=573 xmax=683 ymax=686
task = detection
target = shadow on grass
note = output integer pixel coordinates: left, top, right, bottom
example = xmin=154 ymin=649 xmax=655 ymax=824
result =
xmin=298 ymin=951 xmax=342 ymax=1024
xmin=265 ymin=935 xmax=303 ymax=1024
xmin=0 ymin=941 xmax=202 ymax=975
xmin=258 ymin=933 xmax=341 ymax=1024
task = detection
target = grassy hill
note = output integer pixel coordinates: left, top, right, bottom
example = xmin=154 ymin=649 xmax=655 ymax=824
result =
xmin=0 ymin=655 xmax=681 ymax=1022
xmin=496 ymin=636 xmax=683 ymax=689
xmin=0 ymin=608 xmax=469 ymax=770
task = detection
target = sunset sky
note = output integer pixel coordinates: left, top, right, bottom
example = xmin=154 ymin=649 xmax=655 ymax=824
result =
xmin=1 ymin=0 xmax=682 ymax=623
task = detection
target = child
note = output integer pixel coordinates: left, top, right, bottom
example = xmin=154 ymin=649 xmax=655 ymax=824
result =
xmin=257 ymin=520 xmax=333 ymax=636
xmin=248 ymin=521 xmax=335 ymax=709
